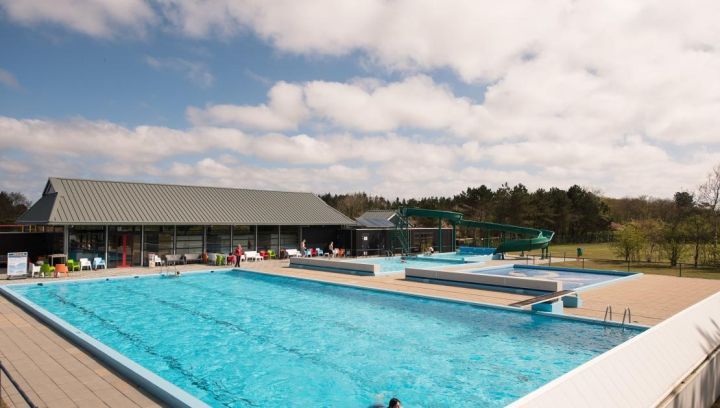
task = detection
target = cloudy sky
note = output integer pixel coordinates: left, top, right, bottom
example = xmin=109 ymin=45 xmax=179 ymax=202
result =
xmin=1 ymin=0 xmax=719 ymax=201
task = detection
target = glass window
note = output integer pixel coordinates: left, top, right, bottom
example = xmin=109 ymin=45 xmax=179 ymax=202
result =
xmin=232 ymin=225 xmax=256 ymax=250
xmin=280 ymin=226 xmax=299 ymax=250
xmin=176 ymin=226 xmax=204 ymax=254
xmin=257 ymin=226 xmax=278 ymax=251
xmin=143 ymin=226 xmax=174 ymax=259
xmin=69 ymin=226 xmax=106 ymax=262
xmin=108 ymin=226 xmax=141 ymax=267
xmin=207 ymin=225 xmax=231 ymax=254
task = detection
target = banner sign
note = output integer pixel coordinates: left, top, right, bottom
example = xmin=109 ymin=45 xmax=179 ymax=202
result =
xmin=7 ymin=252 xmax=28 ymax=278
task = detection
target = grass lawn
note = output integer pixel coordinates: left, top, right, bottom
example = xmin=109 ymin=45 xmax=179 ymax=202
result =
xmin=508 ymin=242 xmax=720 ymax=280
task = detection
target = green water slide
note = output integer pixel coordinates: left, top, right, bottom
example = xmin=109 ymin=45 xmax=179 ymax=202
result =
xmin=393 ymin=207 xmax=554 ymax=255
xmin=458 ymin=220 xmax=554 ymax=254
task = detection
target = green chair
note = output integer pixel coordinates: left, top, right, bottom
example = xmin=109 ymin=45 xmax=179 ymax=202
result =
xmin=66 ymin=259 xmax=80 ymax=272
xmin=40 ymin=263 xmax=55 ymax=277
xmin=216 ymin=255 xmax=224 ymax=266
xmin=268 ymin=249 xmax=277 ymax=259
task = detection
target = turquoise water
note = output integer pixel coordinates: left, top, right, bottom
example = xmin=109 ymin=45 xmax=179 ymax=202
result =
xmin=12 ymin=271 xmax=640 ymax=407
xmin=469 ymin=267 xmax=630 ymax=291
xmin=352 ymin=256 xmax=467 ymax=272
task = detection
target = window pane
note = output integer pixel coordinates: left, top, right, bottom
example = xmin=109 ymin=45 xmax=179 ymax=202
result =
xmin=207 ymin=225 xmax=231 ymax=254
xmin=176 ymin=226 xmax=203 ymax=254
xmin=232 ymin=225 xmax=256 ymax=250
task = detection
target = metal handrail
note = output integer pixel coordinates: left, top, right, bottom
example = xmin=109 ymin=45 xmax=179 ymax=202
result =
xmin=604 ymin=305 xmax=613 ymax=323
xmin=622 ymin=307 xmax=632 ymax=328
xmin=1 ymin=360 xmax=38 ymax=408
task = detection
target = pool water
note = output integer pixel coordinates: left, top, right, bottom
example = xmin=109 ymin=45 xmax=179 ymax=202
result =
xmin=469 ymin=266 xmax=632 ymax=291
xmin=12 ymin=271 xmax=640 ymax=407
xmin=352 ymin=255 xmax=470 ymax=272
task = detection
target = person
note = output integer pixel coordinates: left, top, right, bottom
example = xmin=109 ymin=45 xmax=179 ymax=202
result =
xmin=388 ymin=398 xmax=402 ymax=408
xmin=300 ymin=239 xmax=307 ymax=257
xmin=234 ymin=244 xmax=243 ymax=267
xmin=328 ymin=241 xmax=334 ymax=257
xmin=426 ymin=246 xmax=434 ymax=255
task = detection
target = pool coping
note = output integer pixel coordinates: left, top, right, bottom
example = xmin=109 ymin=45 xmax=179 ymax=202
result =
xmin=0 ymin=267 xmax=649 ymax=407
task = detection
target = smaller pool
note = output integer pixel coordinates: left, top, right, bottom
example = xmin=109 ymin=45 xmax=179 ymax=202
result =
xmin=352 ymin=255 xmax=482 ymax=273
xmin=422 ymin=252 xmax=493 ymax=263
xmin=465 ymin=265 xmax=637 ymax=291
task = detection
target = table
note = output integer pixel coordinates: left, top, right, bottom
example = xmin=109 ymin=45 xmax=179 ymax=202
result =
xmin=48 ymin=253 xmax=67 ymax=266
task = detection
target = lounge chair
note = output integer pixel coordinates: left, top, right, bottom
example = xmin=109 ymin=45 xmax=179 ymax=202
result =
xmin=79 ymin=258 xmax=92 ymax=271
xmin=93 ymin=257 xmax=106 ymax=270
xmin=165 ymin=254 xmax=182 ymax=266
xmin=285 ymin=249 xmax=301 ymax=258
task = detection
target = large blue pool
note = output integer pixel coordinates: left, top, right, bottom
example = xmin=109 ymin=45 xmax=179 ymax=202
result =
xmin=9 ymin=271 xmax=641 ymax=407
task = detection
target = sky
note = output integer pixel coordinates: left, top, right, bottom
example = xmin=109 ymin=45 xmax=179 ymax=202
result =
xmin=1 ymin=0 xmax=719 ymax=202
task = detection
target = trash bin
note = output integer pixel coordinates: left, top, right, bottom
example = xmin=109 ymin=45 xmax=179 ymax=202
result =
xmin=576 ymin=247 xmax=583 ymax=257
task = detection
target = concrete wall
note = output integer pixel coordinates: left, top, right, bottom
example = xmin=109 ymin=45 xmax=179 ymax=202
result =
xmin=405 ymin=268 xmax=562 ymax=292
xmin=508 ymin=291 xmax=720 ymax=408
xmin=289 ymin=257 xmax=379 ymax=275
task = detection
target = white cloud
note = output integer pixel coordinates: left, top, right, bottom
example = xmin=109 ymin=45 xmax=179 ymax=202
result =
xmin=0 ymin=0 xmax=154 ymax=38
xmin=1 ymin=115 xmax=719 ymax=201
xmin=145 ymin=56 xmax=214 ymax=88
xmin=0 ymin=68 xmax=21 ymax=89
xmin=188 ymin=82 xmax=308 ymax=130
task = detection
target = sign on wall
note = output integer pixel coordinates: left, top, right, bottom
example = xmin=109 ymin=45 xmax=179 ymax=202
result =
xmin=7 ymin=252 xmax=28 ymax=279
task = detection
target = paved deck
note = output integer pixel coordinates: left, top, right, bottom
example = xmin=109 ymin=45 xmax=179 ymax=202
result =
xmin=1 ymin=259 xmax=720 ymax=406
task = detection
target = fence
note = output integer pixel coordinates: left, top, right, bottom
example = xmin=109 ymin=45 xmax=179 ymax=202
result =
xmin=513 ymin=252 xmax=720 ymax=278
xmin=0 ymin=360 xmax=37 ymax=408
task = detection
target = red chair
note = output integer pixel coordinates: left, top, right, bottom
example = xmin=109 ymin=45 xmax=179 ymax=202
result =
xmin=311 ymin=248 xmax=318 ymax=257
xmin=259 ymin=250 xmax=269 ymax=260
xmin=338 ymin=248 xmax=345 ymax=257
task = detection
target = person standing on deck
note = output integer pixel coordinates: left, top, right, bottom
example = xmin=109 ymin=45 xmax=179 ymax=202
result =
xmin=234 ymin=244 xmax=243 ymax=267
xmin=301 ymin=239 xmax=307 ymax=257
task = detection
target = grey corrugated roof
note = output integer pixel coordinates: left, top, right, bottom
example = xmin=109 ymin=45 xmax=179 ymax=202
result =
xmin=356 ymin=210 xmax=398 ymax=228
xmin=17 ymin=178 xmax=356 ymax=226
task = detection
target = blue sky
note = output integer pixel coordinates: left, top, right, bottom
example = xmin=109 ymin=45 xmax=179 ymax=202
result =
xmin=1 ymin=0 xmax=719 ymax=201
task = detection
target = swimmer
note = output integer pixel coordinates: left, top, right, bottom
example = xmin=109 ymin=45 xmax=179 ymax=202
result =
xmin=388 ymin=398 xmax=402 ymax=408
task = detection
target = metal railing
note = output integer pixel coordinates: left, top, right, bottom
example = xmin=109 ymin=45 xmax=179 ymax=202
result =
xmin=0 ymin=360 xmax=38 ymax=408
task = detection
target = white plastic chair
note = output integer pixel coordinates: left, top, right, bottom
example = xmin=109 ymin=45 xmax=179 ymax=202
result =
xmin=79 ymin=258 xmax=92 ymax=271
xmin=152 ymin=254 xmax=165 ymax=266
xmin=93 ymin=257 xmax=106 ymax=270
xmin=28 ymin=263 xmax=41 ymax=278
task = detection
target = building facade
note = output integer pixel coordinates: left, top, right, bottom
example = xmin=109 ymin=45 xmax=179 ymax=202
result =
xmin=15 ymin=178 xmax=356 ymax=267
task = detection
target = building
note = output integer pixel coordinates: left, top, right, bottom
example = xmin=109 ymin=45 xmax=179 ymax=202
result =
xmin=350 ymin=210 xmax=454 ymax=255
xmin=14 ymin=178 xmax=356 ymax=267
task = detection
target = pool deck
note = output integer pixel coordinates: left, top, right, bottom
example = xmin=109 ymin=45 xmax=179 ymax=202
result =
xmin=1 ymin=259 xmax=720 ymax=407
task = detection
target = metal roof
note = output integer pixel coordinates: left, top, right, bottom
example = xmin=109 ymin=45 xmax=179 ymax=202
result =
xmin=17 ymin=178 xmax=356 ymax=226
xmin=355 ymin=210 xmax=398 ymax=228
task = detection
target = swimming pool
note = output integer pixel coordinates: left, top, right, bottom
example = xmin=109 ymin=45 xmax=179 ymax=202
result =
xmin=7 ymin=271 xmax=641 ymax=407
xmin=466 ymin=265 xmax=638 ymax=291
xmin=351 ymin=255 xmax=481 ymax=272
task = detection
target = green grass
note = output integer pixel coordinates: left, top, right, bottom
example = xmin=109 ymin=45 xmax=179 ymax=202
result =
xmin=508 ymin=242 xmax=720 ymax=280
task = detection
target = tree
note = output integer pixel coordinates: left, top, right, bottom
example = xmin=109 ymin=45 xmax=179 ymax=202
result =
xmin=611 ymin=223 xmax=646 ymax=262
xmin=0 ymin=191 xmax=31 ymax=224
xmin=698 ymin=163 xmax=720 ymax=263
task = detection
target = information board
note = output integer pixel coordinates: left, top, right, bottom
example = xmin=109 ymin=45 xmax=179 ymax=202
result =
xmin=7 ymin=252 xmax=28 ymax=278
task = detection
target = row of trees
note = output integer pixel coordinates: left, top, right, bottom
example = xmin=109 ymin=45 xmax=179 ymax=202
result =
xmin=0 ymin=191 xmax=31 ymax=224
xmin=322 ymin=164 xmax=720 ymax=267
xmin=611 ymin=165 xmax=720 ymax=266
xmin=321 ymin=183 xmax=612 ymax=243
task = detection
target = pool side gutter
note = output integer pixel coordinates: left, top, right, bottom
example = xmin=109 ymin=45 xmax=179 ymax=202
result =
xmin=0 ymin=285 xmax=210 ymax=408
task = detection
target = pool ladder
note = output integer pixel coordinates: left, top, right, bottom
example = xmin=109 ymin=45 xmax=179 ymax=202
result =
xmin=604 ymin=305 xmax=632 ymax=329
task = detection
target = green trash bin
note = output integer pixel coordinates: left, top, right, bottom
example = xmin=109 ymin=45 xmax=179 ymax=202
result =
xmin=576 ymin=247 xmax=583 ymax=257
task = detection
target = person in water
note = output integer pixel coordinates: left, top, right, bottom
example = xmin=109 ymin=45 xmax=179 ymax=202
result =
xmin=388 ymin=398 xmax=402 ymax=408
